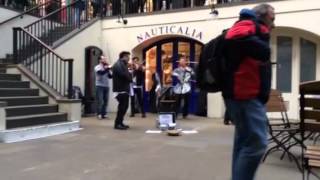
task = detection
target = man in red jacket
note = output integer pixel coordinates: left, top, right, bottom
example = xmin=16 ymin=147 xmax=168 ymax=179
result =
xmin=222 ymin=4 xmax=275 ymax=180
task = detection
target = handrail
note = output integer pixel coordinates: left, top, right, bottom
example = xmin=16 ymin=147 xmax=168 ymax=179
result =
xmin=13 ymin=27 xmax=73 ymax=98
xmin=0 ymin=0 xmax=61 ymax=26
xmin=16 ymin=27 xmax=69 ymax=61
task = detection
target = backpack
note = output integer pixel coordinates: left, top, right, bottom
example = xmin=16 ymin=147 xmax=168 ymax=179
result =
xmin=196 ymin=20 xmax=262 ymax=93
xmin=196 ymin=31 xmax=227 ymax=93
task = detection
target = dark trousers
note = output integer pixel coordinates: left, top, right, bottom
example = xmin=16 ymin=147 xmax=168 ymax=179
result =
xmin=153 ymin=0 xmax=170 ymax=11
xmin=138 ymin=0 xmax=146 ymax=12
xmin=172 ymin=0 xmax=182 ymax=9
xmin=194 ymin=0 xmax=205 ymax=6
xmin=129 ymin=0 xmax=146 ymax=13
xmin=112 ymin=0 xmax=121 ymax=15
xmin=175 ymin=93 xmax=190 ymax=117
xmin=115 ymin=93 xmax=129 ymax=126
xmin=217 ymin=0 xmax=229 ymax=3
xmin=96 ymin=86 xmax=109 ymax=116
xmin=131 ymin=88 xmax=145 ymax=115
xmin=92 ymin=2 xmax=100 ymax=17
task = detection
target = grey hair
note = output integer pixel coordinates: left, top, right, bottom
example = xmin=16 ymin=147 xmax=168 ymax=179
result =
xmin=252 ymin=4 xmax=274 ymax=18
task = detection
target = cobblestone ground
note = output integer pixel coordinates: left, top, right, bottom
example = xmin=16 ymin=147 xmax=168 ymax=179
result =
xmin=0 ymin=114 xmax=310 ymax=180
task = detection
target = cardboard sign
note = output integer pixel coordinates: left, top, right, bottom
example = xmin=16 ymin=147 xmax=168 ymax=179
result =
xmin=159 ymin=113 xmax=174 ymax=126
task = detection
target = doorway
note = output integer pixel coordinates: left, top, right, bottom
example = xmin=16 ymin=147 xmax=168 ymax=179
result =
xmin=142 ymin=37 xmax=206 ymax=115
xmin=84 ymin=46 xmax=103 ymax=115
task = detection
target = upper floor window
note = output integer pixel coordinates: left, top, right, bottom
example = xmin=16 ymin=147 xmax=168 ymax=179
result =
xmin=300 ymin=38 xmax=317 ymax=82
xmin=276 ymin=36 xmax=293 ymax=93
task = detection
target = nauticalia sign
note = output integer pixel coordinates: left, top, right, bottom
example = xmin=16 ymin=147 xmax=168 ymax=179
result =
xmin=137 ymin=25 xmax=203 ymax=43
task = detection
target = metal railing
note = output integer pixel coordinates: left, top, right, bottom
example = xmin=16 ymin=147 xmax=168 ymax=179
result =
xmin=24 ymin=0 xmax=90 ymax=46
xmin=13 ymin=27 xmax=73 ymax=99
xmin=97 ymin=0 xmax=264 ymax=17
xmin=0 ymin=0 xmax=61 ymax=26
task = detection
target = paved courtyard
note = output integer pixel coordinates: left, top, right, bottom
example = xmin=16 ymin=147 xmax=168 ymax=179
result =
xmin=0 ymin=114 xmax=309 ymax=180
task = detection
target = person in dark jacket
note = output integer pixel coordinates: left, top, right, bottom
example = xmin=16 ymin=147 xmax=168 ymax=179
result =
xmin=91 ymin=0 xmax=102 ymax=17
xmin=112 ymin=51 xmax=132 ymax=130
xmin=75 ymin=0 xmax=85 ymax=27
xmin=222 ymin=5 xmax=275 ymax=180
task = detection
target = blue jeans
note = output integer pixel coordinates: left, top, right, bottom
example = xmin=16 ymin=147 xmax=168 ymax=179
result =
xmin=96 ymin=86 xmax=109 ymax=116
xmin=225 ymin=99 xmax=268 ymax=180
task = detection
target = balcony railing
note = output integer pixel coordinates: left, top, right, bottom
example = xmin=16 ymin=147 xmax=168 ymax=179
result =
xmin=0 ymin=0 xmax=61 ymax=26
xmin=24 ymin=0 xmax=91 ymax=47
xmin=89 ymin=0 xmax=268 ymax=17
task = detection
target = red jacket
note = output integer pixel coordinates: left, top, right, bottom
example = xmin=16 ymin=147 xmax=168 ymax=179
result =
xmin=222 ymin=20 xmax=271 ymax=104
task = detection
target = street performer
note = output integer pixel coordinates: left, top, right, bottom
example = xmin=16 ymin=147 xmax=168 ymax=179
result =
xmin=172 ymin=56 xmax=194 ymax=119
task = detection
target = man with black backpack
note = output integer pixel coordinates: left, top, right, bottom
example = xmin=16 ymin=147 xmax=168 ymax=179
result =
xmin=223 ymin=5 xmax=275 ymax=180
xmin=197 ymin=4 xmax=275 ymax=180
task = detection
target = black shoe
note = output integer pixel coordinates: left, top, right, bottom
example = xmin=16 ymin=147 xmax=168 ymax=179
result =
xmin=130 ymin=114 xmax=135 ymax=117
xmin=121 ymin=124 xmax=130 ymax=129
xmin=114 ymin=124 xmax=128 ymax=130
xmin=102 ymin=115 xmax=109 ymax=119
xmin=142 ymin=114 xmax=146 ymax=118
xmin=224 ymin=119 xmax=231 ymax=125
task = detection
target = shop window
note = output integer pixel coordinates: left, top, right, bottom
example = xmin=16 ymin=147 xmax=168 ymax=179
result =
xmin=145 ymin=46 xmax=157 ymax=91
xmin=300 ymin=38 xmax=317 ymax=82
xmin=276 ymin=36 xmax=293 ymax=93
xmin=161 ymin=43 xmax=173 ymax=87
xmin=195 ymin=43 xmax=202 ymax=63
xmin=178 ymin=42 xmax=190 ymax=60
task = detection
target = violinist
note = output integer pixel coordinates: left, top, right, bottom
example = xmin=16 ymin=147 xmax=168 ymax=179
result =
xmin=94 ymin=55 xmax=112 ymax=119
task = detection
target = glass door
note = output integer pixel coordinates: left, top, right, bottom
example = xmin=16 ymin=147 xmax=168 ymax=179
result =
xmin=143 ymin=38 xmax=204 ymax=114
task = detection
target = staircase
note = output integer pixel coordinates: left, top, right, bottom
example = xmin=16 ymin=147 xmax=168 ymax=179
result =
xmin=0 ymin=61 xmax=80 ymax=143
xmin=0 ymin=1 xmax=95 ymax=142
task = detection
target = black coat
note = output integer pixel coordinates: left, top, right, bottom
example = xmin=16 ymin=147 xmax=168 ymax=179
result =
xmin=112 ymin=59 xmax=132 ymax=93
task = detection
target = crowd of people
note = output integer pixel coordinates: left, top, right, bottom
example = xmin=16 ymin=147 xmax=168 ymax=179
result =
xmin=52 ymin=0 xmax=257 ymax=18
xmin=0 ymin=0 xmax=257 ymax=19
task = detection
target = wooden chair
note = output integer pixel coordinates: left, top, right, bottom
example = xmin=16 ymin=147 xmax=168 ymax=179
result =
xmin=266 ymin=89 xmax=290 ymax=126
xmin=263 ymin=89 xmax=302 ymax=170
xmin=300 ymin=81 xmax=320 ymax=180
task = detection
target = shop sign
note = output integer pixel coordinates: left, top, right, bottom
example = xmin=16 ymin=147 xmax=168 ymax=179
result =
xmin=137 ymin=25 xmax=203 ymax=43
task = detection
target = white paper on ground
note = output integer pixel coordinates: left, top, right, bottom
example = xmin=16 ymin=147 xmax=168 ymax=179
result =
xmin=145 ymin=130 xmax=162 ymax=134
xmin=182 ymin=130 xmax=198 ymax=134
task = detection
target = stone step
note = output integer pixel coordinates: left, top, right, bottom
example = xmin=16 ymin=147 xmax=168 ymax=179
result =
xmin=0 ymin=73 xmax=21 ymax=81
xmin=6 ymin=112 xmax=68 ymax=129
xmin=0 ymin=68 xmax=6 ymax=73
xmin=0 ymin=80 xmax=30 ymax=88
xmin=0 ymin=96 xmax=48 ymax=106
xmin=5 ymin=104 xmax=58 ymax=117
xmin=0 ymin=88 xmax=39 ymax=97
